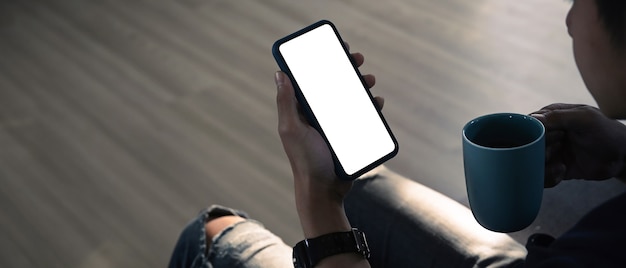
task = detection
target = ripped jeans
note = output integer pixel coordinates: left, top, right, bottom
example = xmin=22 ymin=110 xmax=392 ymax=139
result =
xmin=168 ymin=166 xmax=527 ymax=268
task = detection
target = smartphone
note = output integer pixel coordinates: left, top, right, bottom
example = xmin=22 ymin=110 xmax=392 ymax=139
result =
xmin=272 ymin=20 xmax=398 ymax=180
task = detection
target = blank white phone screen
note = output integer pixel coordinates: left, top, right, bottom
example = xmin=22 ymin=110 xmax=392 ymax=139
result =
xmin=279 ymin=24 xmax=396 ymax=176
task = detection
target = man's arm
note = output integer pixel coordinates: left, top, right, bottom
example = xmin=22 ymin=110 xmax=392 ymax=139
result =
xmin=275 ymin=61 xmax=378 ymax=267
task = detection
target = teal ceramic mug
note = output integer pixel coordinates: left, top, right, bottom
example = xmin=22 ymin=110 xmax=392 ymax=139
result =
xmin=462 ymin=113 xmax=545 ymax=232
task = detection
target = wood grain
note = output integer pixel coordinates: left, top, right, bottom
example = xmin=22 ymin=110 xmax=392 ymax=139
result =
xmin=0 ymin=0 xmax=622 ymax=267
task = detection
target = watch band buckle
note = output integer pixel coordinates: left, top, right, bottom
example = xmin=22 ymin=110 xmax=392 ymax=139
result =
xmin=352 ymin=228 xmax=371 ymax=259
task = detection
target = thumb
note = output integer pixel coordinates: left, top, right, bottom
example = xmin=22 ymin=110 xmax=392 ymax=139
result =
xmin=275 ymin=72 xmax=301 ymax=130
xmin=530 ymin=104 xmax=589 ymax=131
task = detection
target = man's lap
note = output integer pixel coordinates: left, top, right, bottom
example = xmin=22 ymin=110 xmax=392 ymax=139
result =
xmin=169 ymin=167 xmax=526 ymax=268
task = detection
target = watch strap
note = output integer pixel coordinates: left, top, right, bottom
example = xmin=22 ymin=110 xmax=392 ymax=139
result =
xmin=293 ymin=228 xmax=370 ymax=268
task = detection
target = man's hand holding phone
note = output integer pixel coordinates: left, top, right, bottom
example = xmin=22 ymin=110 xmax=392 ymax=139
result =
xmin=274 ymin=21 xmax=390 ymax=267
xmin=275 ymin=50 xmax=382 ymax=239
xmin=273 ymin=21 xmax=397 ymax=181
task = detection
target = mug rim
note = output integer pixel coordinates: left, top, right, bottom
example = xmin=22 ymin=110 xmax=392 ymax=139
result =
xmin=462 ymin=113 xmax=545 ymax=151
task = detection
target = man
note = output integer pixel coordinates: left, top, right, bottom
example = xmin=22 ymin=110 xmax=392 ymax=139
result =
xmin=170 ymin=0 xmax=626 ymax=267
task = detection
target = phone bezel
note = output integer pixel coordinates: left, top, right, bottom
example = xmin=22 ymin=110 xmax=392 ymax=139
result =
xmin=272 ymin=20 xmax=399 ymax=180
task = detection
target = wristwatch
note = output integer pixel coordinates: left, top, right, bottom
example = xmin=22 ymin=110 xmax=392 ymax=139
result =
xmin=292 ymin=228 xmax=370 ymax=268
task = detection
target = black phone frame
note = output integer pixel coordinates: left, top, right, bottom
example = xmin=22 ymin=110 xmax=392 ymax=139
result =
xmin=272 ymin=20 xmax=399 ymax=180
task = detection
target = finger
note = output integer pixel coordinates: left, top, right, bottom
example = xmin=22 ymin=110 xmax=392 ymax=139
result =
xmin=275 ymin=72 xmax=302 ymax=131
xmin=544 ymin=162 xmax=566 ymax=188
xmin=532 ymin=108 xmax=582 ymax=131
xmin=363 ymin=74 xmax=376 ymax=88
xmin=529 ymin=103 xmax=587 ymax=122
xmin=529 ymin=109 xmax=549 ymax=116
xmin=374 ymin=96 xmax=385 ymax=110
xmin=545 ymin=142 xmax=562 ymax=162
xmin=545 ymin=130 xmax=565 ymax=144
xmin=539 ymin=104 xmax=597 ymax=129
xmin=540 ymin=103 xmax=588 ymax=111
xmin=352 ymin=52 xmax=364 ymax=67
xmin=529 ymin=112 xmax=548 ymax=126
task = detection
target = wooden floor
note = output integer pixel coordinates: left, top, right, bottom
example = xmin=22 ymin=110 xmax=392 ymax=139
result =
xmin=1 ymin=0 xmax=624 ymax=267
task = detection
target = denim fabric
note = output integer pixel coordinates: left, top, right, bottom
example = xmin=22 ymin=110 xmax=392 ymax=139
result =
xmin=170 ymin=167 xmax=527 ymax=268
xmin=208 ymin=220 xmax=292 ymax=267
xmin=344 ymin=167 xmax=527 ymax=268
xmin=169 ymin=205 xmax=291 ymax=268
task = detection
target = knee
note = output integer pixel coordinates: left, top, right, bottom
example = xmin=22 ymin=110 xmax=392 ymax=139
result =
xmin=205 ymin=215 xmax=246 ymax=242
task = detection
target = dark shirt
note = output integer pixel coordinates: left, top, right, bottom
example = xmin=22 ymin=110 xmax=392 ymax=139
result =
xmin=524 ymin=192 xmax=626 ymax=267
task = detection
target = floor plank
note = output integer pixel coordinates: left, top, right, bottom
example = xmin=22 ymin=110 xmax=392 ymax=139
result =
xmin=0 ymin=0 xmax=623 ymax=267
